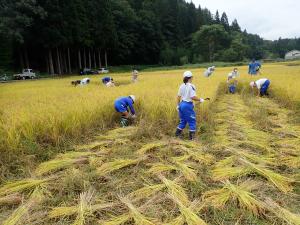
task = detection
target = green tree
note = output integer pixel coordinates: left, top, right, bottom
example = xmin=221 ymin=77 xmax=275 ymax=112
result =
xmin=192 ymin=24 xmax=229 ymax=61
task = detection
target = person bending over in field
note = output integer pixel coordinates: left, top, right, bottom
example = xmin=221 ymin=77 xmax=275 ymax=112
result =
xmin=80 ymin=78 xmax=90 ymax=85
xmin=71 ymin=80 xmax=81 ymax=86
xmin=250 ymin=78 xmax=270 ymax=97
xmin=204 ymin=66 xmax=215 ymax=77
xmin=102 ymin=77 xmax=113 ymax=85
xmin=248 ymin=59 xmax=261 ymax=76
xmin=175 ymin=71 xmax=209 ymax=140
xmin=114 ymin=95 xmax=136 ymax=127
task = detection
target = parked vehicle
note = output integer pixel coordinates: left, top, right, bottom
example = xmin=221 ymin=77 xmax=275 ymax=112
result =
xmin=13 ymin=69 xmax=36 ymax=80
xmin=97 ymin=68 xmax=109 ymax=74
xmin=79 ymin=68 xmax=98 ymax=75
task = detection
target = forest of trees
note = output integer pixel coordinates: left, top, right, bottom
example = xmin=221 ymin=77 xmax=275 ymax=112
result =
xmin=0 ymin=0 xmax=300 ymax=74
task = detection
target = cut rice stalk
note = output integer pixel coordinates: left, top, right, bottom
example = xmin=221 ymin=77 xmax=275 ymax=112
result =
xmin=35 ymin=157 xmax=89 ymax=176
xmin=174 ymin=161 xmax=198 ymax=182
xmin=168 ymin=199 xmax=205 ymax=225
xmin=241 ymin=159 xmax=294 ymax=193
xmin=159 ymin=175 xmax=189 ymax=206
xmin=97 ymin=159 xmax=140 ymax=176
xmin=265 ymin=198 xmax=300 ymax=225
xmin=120 ymin=197 xmax=156 ymax=225
xmin=2 ymin=188 xmax=44 ymax=225
xmin=282 ymin=155 xmax=300 ymax=169
xmin=147 ymin=163 xmax=178 ymax=174
xmin=203 ymin=180 xmax=265 ymax=215
xmin=212 ymin=166 xmax=251 ymax=181
xmin=102 ymin=213 xmax=131 ymax=225
xmin=127 ymin=184 xmax=165 ymax=200
xmin=49 ymin=189 xmax=115 ymax=220
xmin=136 ymin=142 xmax=167 ymax=155
xmin=97 ymin=127 xmax=138 ymax=140
xmin=0 ymin=178 xmax=50 ymax=197
xmin=168 ymin=194 xmax=207 ymax=225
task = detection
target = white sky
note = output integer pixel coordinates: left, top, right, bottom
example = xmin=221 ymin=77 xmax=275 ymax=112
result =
xmin=190 ymin=0 xmax=300 ymax=40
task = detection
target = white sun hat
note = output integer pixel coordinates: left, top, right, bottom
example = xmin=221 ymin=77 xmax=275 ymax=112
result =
xmin=250 ymin=81 xmax=255 ymax=87
xmin=129 ymin=95 xmax=136 ymax=102
xmin=183 ymin=71 xmax=193 ymax=78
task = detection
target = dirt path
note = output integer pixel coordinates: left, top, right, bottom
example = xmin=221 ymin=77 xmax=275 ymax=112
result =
xmin=0 ymin=94 xmax=299 ymax=224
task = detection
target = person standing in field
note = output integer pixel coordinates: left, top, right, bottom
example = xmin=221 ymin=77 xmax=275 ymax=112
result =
xmin=250 ymin=78 xmax=271 ymax=97
xmin=248 ymin=59 xmax=261 ymax=76
xmin=114 ymin=95 xmax=136 ymax=127
xmin=227 ymin=68 xmax=239 ymax=94
xmin=80 ymin=77 xmax=90 ymax=85
xmin=132 ymin=70 xmax=139 ymax=83
xmin=204 ymin=66 xmax=215 ymax=77
xmin=175 ymin=71 xmax=208 ymax=140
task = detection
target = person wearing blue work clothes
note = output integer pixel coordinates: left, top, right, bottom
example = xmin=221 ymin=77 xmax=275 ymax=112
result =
xmin=248 ymin=59 xmax=261 ymax=76
xmin=175 ymin=71 xmax=208 ymax=140
xmin=102 ymin=77 xmax=113 ymax=84
xmin=250 ymin=78 xmax=271 ymax=97
xmin=114 ymin=95 xmax=136 ymax=127
xmin=227 ymin=69 xmax=238 ymax=94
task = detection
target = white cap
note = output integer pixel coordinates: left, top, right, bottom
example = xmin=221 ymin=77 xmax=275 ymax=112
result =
xmin=250 ymin=81 xmax=255 ymax=88
xmin=183 ymin=71 xmax=193 ymax=78
xmin=129 ymin=95 xmax=136 ymax=102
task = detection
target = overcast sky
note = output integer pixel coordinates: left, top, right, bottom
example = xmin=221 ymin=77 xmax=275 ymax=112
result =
xmin=190 ymin=0 xmax=300 ymax=40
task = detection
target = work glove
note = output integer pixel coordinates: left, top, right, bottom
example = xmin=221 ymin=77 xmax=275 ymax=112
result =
xmin=131 ymin=114 xmax=137 ymax=119
xmin=199 ymin=98 xmax=205 ymax=103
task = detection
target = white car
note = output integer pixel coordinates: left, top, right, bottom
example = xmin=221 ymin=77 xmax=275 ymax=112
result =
xmin=97 ymin=68 xmax=109 ymax=74
xmin=14 ymin=69 xmax=36 ymax=80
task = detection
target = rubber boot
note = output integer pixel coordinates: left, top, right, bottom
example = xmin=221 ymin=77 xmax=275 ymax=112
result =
xmin=120 ymin=117 xmax=129 ymax=127
xmin=189 ymin=131 xmax=196 ymax=140
xmin=175 ymin=128 xmax=183 ymax=138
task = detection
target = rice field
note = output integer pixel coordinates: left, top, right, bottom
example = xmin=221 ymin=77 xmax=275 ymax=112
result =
xmin=0 ymin=62 xmax=300 ymax=224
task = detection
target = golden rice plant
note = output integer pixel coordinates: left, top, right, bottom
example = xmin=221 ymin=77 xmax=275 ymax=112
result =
xmin=265 ymin=198 xmax=300 ymax=225
xmin=282 ymin=155 xmax=300 ymax=169
xmin=97 ymin=158 xmax=140 ymax=176
xmin=2 ymin=188 xmax=44 ymax=225
xmin=97 ymin=127 xmax=138 ymax=140
xmin=212 ymin=165 xmax=251 ymax=181
xmin=102 ymin=214 xmax=131 ymax=225
xmin=75 ymin=141 xmax=112 ymax=151
xmin=173 ymin=161 xmax=198 ymax=182
xmin=169 ymin=199 xmax=205 ymax=225
xmin=127 ymin=184 xmax=165 ymax=200
xmin=119 ymin=197 xmax=157 ymax=225
xmin=35 ymin=157 xmax=89 ymax=176
xmin=159 ymin=175 xmax=189 ymax=206
xmin=0 ymin=178 xmax=50 ymax=197
xmin=136 ymin=142 xmax=167 ymax=155
xmin=228 ymin=148 xmax=277 ymax=166
xmin=168 ymin=194 xmax=207 ymax=225
xmin=147 ymin=162 xmax=178 ymax=174
xmin=49 ymin=188 xmax=115 ymax=224
xmin=203 ymin=180 xmax=265 ymax=215
xmin=241 ymin=159 xmax=294 ymax=193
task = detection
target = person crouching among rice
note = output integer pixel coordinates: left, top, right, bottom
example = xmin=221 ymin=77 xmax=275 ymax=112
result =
xmin=132 ymin=70 xmax=139 ymax=83
xmin=114 ymin=95 xmax=137 ymax=127
xmin=175 ymin=71 xmax=208 ymax=140
xmin=227 ymin=68 xmax=239 ymax=94
xmin=250 ymin=78 xmax=271 ymax=97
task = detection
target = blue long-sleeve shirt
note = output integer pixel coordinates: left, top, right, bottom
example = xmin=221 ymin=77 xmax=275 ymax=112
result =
xmin=248 ymin=61 xmax=261 ymax=74
xmin=102 ymin=77 xmax=111 ymax=84
xmin=115 ymin=97 xmax=135 ymax=115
